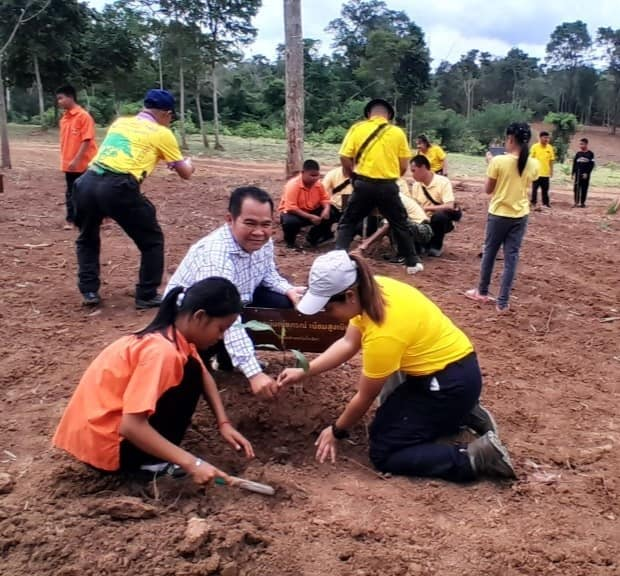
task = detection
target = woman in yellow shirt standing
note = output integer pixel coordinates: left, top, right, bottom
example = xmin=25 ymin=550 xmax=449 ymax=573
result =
xmin=417 ymin=134 xmax=447 ymax=175
xmin=466 ymin=123 xmax=538 ymax=312
xmin=278 ymin=251 xmax=516 ymax=483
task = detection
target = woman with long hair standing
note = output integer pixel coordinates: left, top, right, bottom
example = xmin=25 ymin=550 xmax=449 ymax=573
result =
xmin=466 ymin=123 xmax=539 ymax=312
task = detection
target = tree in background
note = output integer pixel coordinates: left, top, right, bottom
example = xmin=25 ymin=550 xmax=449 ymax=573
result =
xmin=0 ymin=0 xmax=50 ymax=169
xmin=544 ymin=112 xmax=578 ymax=163
xmin=284 ymin=0 xmax=303 ymax=177
xmin=597 ymin=27 xmax=620 ymax=134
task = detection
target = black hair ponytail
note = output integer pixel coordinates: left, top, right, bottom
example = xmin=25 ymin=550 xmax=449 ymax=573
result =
xmin=506 ymin=122 xmax=531 ymax=176
xmin=136 ymin=277 xmax=242 ymax=338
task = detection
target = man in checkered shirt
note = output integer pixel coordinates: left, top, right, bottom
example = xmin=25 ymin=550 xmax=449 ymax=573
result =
xmin=166 ymin=186 xmax=305 ymax=399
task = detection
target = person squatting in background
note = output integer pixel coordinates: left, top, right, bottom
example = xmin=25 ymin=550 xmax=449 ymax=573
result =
xmin=72 ymin=89 xmax=194 ymax=309
xmin=279 ymin=159 xmax=332 ymax=249
xmin=572 ymin=138 xmax=595 ymax=208
xmin=278 ymin=250 xmax=516 ymax=483
xmin=54 ymin=277 xmax=254 ymax=483
xmin=465 ymin=123 xmax=538 ymax=312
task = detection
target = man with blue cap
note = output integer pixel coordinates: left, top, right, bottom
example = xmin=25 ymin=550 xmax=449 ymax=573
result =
xmin=72 ymin=89 xmax=195 ymax=309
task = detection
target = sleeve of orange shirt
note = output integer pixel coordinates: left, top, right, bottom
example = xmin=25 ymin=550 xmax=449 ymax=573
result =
xmin=157 ymin=128 xmax=184 ymax=164
xmin=279 ymin=177 xmax=301 ymax=213
xmin=122 ymin=343 xmax=185 ymax=417
xmin=79 ymin=111 xmax=96 ymax=142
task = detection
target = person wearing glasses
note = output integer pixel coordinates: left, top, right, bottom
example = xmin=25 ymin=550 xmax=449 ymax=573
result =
xmin=165 ymin=186 xmax=305 ymax=400
xmin=72 ymin=89 xmax=194 ymax=309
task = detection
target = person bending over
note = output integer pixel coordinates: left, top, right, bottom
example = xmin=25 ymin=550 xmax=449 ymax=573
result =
xmin=278 ymin=251 xmax=515 ymax=483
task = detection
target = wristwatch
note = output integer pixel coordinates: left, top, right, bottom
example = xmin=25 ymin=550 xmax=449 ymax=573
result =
xmin=331 ymin=422 xmax=350 ymax=440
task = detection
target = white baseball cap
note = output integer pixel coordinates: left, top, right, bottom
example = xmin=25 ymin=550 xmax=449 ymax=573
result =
xmin=297 ymin=250 xmax=358 ymax=315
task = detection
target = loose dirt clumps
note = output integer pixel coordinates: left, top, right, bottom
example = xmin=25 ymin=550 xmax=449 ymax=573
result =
xmin=0 ymin=139 xmax=618 ymax=575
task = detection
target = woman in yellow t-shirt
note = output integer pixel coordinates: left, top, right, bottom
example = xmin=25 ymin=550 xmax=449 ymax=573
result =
xmin=465 ymin=122 xmax=539 ymax=312
xmin=54 ymin=277 xmax=254 ymax=483
xmin=278 ymin=251 xmax=516 ymax=483
xmin=417 ymin=134 xmax=447 ymax=175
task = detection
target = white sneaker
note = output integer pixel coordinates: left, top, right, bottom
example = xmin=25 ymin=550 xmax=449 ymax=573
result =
xmin=406 ymin=263 xmax=424 ymax=275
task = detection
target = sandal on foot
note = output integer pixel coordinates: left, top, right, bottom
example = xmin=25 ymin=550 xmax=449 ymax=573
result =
xmin=465 ymin=288 xmax=495 ymax=303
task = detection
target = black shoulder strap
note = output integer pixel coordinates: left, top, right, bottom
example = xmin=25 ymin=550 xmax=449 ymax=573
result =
xmin=421 ymin=185 xmax=441 ymax=205
xmin=332 ymin=178 xmax=351 ymax=194
xmin=354 ymin=123 xmax=390 ymax=164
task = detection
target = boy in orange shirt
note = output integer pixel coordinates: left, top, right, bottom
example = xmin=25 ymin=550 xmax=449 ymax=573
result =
xmin=279 ymin=159 xmax=331 ymax=249
xmin=56 ymin=85 xmax=98 ymax=225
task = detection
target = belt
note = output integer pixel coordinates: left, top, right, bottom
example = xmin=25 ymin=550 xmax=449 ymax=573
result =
xmin=353 ymin=173 xmax=397 ymax=184
xmin=90 ymin=163 xmax=142 ymax=183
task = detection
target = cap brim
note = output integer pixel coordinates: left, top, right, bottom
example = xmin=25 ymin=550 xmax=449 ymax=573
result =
xmin=296 ymin=292 xmax=330 ymax=315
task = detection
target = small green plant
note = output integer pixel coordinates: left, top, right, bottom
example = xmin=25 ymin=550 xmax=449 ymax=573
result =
xmin=607 ymin=198 xmax=620 ymax=215
xmin=242 ymin=320 xmax=310 ymax=372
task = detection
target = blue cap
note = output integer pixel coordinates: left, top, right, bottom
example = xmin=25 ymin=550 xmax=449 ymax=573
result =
xmin=144 ymin=89 xmax=176 ymax=112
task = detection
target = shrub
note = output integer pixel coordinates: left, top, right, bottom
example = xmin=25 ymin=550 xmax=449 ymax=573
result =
xmin=543 ymin=112 xmax=578 ymax=163
xmin=320 ymin=125 xmax=347 ymax=144
xmin=30 ymin=107 xmax=57 ymax=129
xmin=469 ymin=104 xmax=533 ymax=147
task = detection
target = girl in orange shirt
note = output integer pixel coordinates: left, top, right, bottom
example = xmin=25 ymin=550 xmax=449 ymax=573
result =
xmin=54 ymin=277 xmax=254 ymax=484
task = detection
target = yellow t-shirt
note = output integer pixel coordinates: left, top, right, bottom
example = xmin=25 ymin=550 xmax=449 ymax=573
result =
xmin=349 ymin=276 xmax=474 ymax=378
xmin=339 ymin=117 xmax=411 ymax=180
xmin=93 ymin=115 xmax=184 ymax=181
xmin=399 ymin=193 xmax=429 ymax=224
xmin=322 ymin=166 xmax=352 ymax=211
xmin=529 ymin=142 xmax=555 ymax=177
xmin=412 ymin=174 xmax=455 ymax=215
xmin=421 ymin=144 xmax=446 ymax=173
xmin=487 ymin=154 xmax=539 ymax=218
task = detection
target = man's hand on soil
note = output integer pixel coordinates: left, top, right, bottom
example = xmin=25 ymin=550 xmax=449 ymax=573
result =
xmin=249 ymin=372 xmax=277 ymax=400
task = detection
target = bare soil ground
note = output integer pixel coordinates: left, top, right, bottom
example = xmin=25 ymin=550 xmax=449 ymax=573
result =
xmin=0 ymin=138 xmax=618 ymax=576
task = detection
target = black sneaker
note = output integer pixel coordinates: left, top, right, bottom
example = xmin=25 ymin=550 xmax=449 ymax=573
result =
xmin=463 ymin=403 xmax=499 ymax=436
xmin=82 ymin=292 xmax=101 ymax=307
xmin=135 ymin=294 xmax=163 ymax=310
xmin=467 ymin=431 xmax=516 ymax=479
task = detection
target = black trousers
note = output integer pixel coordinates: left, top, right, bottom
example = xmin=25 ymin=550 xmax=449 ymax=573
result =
xmin=369 ymin=353 xmax=481 ymax=483
xmin=119 ymin=357 xmax=203 ymax=470
xmin=336 ymin=177 xmax=419 ymax=266
xmin=280 ymin=207 xmax=332 ymax=246
xmin=73 ymin=170 xmax=164 ymax=300
xmin=330 ymin=206 xmax=378 ymax=238
xmin=429 ymin=211 xmax=456 ymax=250
xmin=574 ymin=173 xmax=591 ymax=206
xmin=64 ymin=171 xmax=84 ymax=223
xmin=531 ymin=177 xmax=550 ymax=206
xmin=200 ymin=286 xmax=293 ymax=371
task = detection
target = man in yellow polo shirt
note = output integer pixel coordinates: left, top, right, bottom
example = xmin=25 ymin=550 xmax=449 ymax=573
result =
xmin=529 ymin=130 xmax=555 ymax=209
xmin=410 ymin=155 xmax=460 ymax=257
xmin=72 ymin=89 xmax=195 ymax=308
xmin=336 ymin=98 xmax=421 ymax=274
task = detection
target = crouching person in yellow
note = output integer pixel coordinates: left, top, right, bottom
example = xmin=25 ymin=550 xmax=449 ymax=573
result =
xmin=53 ymin=277 xmax=254 ymax=483
xmin=278 ymin=251 xmax=516 ymax=482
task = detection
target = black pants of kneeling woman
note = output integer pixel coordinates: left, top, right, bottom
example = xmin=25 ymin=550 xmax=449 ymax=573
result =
xmin=119 ymin=357 xmax=204 ymax=471
xmin=369 ymin=352 xmax=481 ymax=483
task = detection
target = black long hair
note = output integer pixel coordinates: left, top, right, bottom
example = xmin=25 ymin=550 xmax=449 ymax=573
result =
xmin=136 ymin=277 xmax=242 ymax=337
xmin=506 ymin=122 xmax=531 ymax=176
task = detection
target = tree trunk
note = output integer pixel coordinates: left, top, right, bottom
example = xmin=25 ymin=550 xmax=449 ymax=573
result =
xmin=284 ymin=0 xmax=304 ymax=178
xmin=0 ymin=60 xmax=12 ymax=169
xmin=407 ymin=103 xmax=414 ymax=145
xmin=179 ymin=60 xmax=188 ymax=150
xmin=212 ymin=67 xmax=224 ymax=151
xmin=195 ymin=81 xmax=209 ymax=149
xmin=158 ymin=54 xmax=164 ymax=90
xmin=33 ymin=53 xmax=45 ymax=123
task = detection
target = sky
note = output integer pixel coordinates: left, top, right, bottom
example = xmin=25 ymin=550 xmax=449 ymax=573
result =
xmin=88 ymin=0 xmax=619 ymax=66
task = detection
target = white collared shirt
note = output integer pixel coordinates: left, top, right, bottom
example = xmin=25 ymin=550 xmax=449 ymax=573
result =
xmin=165 ymin=225 xmax=292 ymax=377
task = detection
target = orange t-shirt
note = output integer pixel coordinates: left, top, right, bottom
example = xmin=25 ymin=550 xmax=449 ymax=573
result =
xmin=53 ymin=328 xmax=206 ymax=471
xmin=278 ymin=174 xmax=330 ymax=213
xmin=59 ymin=105 xmax=98 ymax=172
